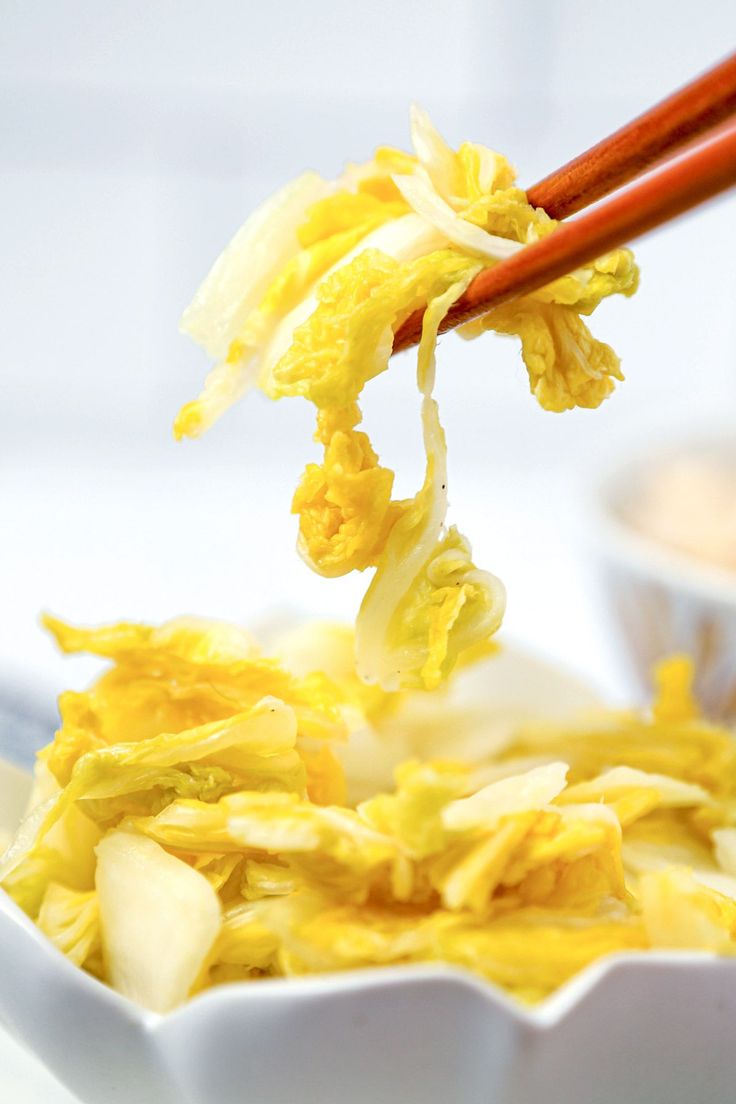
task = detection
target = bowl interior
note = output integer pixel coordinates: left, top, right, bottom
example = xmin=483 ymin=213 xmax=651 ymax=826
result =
xmin=594 ymin=433 xmax=736 ymax=607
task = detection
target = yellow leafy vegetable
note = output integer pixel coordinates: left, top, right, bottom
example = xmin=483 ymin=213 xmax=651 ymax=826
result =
xmin=355 ymin=399 xmax=505 ymax=691
xmin=96 ymin=831 xmax=221 ymax=1013
xmin=177 ymin=108 xmax=637 ymax=690
xmin=6 ymin=634 xmax=736 ymax=1011
xmin=291 ymin=403 xmax=401 ymax=578
xmin=37 ymin=883 xmax=101 ymax=972
xmin=639 ymin=868 xmax=736 ymax=952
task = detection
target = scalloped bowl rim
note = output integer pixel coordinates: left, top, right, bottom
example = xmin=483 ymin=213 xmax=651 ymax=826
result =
xmin=0 ymin=881 xmax=731 ymax=1034
xmin=1 ymin=745 xmax=733 ymax=1037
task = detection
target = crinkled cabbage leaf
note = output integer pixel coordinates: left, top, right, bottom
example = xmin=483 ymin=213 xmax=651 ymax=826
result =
xmin=176 ymin=108 xmax=638 ymax=690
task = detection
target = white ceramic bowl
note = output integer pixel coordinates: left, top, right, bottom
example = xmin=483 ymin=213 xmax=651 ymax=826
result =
xmin=593 ymin=436 xmax=736 ymax=720
xmin=3 ymin=652 xmax=736 ymax=1104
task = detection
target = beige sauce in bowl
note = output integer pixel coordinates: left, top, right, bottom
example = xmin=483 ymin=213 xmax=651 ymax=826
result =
xmin=625 ymin=454 xmax=736 ymax=574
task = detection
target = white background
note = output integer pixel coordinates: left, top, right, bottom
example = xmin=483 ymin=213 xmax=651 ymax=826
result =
xmin=2 ymin=0 xmax=736 ymax=740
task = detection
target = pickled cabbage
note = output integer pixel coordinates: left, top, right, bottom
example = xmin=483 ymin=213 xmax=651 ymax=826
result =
xmin=176 ymin=108 xmax=638 ymax=690
xmin=5 ymin=622 xmax=736 ymax=1011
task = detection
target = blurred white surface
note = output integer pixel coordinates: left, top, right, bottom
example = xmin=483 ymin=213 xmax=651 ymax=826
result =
xmin=2 ymin=0 xmax=736 ymax=754
xmin=0 ymin=1028 xmax=77 ymax=1103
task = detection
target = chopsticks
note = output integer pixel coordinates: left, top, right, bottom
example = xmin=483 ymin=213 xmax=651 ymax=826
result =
xmin=527 ymin=51 xmax=736 ymax=219
xmin=393 ymin=53 xmax=736 ymax=354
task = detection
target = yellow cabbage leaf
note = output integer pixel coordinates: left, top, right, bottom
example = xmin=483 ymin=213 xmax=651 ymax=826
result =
xmin=639 ymin=868 xmax=736 ymax=952
xmin=291 ymin=403 xmax=402 ymax=578
xmin=354 ymin=397 xmax=505 ymax=691
xmin=37 ymin=883 xmax=101 ymax=972
xmin=96 ymin=831 xmax=222 ymax=1012
xmin=270 ymin=248 xmax=479 ymax=407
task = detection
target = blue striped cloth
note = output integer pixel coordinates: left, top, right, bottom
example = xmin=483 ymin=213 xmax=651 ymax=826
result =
xmin=0 ymin=691 xmax=55 ymax=769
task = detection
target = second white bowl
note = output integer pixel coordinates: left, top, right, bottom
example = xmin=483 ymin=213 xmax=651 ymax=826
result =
xmin=592 ymin=435 xmax=736 ymax=720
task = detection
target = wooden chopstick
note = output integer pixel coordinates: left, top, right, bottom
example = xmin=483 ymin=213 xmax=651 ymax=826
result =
xmin=528 ymin=51 xmax=736 ymax=219
xmin=393 ymin=124 xmax=736 ymax=353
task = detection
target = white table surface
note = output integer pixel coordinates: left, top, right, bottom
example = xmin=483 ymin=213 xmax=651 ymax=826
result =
xmin=0 ymin=1026 xmax=77 ymax=1103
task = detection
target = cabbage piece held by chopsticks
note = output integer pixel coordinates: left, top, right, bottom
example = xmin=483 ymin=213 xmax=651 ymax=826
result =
xmin=176 ymin=108 xmax=638 ymax=690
